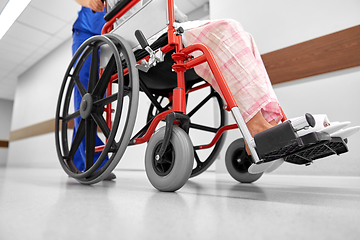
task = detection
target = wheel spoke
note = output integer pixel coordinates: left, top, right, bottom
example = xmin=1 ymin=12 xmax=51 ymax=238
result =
xmin=63 ymin=110 xmax=80 ymax=122
xmin=91 ymin=112 xmax=119 ymax=150
xmin=93 ymin=93 xmax=118 ymax=107
xmin=147 ymin=96 xmax=171 ymax=122
xmin=93 ymin=86 xmax=131 ymax=107
xmin=85 ymin=118 xmax=97 ymax=170
xmin=123 ymin=86 xmax=131 ymax=97
xmin=187 ymin=92 xmax=214 ymax=118
xmin=67 ymin=119 xmax=85 ymax=160
xmin=73 ymin=76 xmax=87 ymax=97
xmin=164 ymin=158 xmax=174 ymax=165
xmin=91 ymin=113 xmax=110 ymax=138
xmin=194 ymin=151 xmax=202 ymax=165
xmin=93 ymin=54 xmax=115 ymax=97
xmin=159 ymin=163 xmax=165 ymax=172
xmin=189 ymin=122 xmax=218 ymax=133
xmin=140 ymin=80 xmax=163 ymax=112
xmin=88 ymin=45 xmax=99 ymax=93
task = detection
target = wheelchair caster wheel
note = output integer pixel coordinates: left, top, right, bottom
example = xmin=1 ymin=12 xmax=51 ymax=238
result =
xmin=147 ymin=87 xmax=227 ymax=178
xmin=225 ymin=138 xmax=263 ymax=183
xmin=145 ymin=126 xmax=194 ymax=192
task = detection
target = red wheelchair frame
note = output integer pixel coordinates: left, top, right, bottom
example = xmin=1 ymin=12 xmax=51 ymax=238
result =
xmin=55 ymin=0 xmax=352 ymax=190
xmin=98 ymin=0 xmax=287 ymax=155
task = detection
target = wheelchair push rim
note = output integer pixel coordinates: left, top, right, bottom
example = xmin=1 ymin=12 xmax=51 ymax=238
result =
xmin=55 ymin=34 xmax=139 ymax=184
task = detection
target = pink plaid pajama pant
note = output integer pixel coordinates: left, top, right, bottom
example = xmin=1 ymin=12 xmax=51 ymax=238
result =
xmin=182 ymin=19 xmax=282 ymax=123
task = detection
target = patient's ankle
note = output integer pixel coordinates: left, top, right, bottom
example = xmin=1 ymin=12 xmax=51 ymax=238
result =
xmin=246 ymin=112 xmax=274 ymax=137
xmin=245 ymin=112 xmax=275 ymax=155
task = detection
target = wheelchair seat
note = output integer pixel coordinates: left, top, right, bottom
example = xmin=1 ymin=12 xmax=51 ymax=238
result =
xmin=106 ymin=0 xmax=202 ymax=96
xmin=128 ymin=31 xmax=203 ymax=96
xmin=137 ymin=50 xmax=203 ymax=96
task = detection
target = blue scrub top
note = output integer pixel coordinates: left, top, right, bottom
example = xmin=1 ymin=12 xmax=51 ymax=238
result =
xmin=73 ymin=7 xmax=107 ymax=35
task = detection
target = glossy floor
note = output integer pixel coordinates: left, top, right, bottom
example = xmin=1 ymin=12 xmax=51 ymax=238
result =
xmin=0 ymin=168 xmax=359 ymax=240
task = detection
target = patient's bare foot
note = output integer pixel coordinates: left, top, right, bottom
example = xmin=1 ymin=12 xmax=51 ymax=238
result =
xmin=245 ymin=112 xmax=276 ymax=155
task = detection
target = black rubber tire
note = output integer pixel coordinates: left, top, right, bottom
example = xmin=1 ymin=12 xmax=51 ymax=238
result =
xmin=225 ymin=138 xmax=263 ymax=183
xmin=145 ymin=126 xmax=194 ymax=192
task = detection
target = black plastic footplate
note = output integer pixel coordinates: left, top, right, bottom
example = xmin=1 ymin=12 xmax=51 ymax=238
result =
xmin=254 ymin=121 xmax=348 ymax=165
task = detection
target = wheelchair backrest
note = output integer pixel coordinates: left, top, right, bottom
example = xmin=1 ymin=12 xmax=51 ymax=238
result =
xmin=110 ymin=0 xmax=168 ymax=49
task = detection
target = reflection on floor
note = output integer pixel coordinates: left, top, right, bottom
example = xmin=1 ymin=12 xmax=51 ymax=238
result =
xmin=0 ymin=168 xmax=359 ymax=240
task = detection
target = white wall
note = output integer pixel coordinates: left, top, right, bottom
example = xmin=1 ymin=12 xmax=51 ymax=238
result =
xmin=10 ymin=41 xmax=72 ymax=130
xmin=211 ymin=0 xmax=360 ymax=176
xmin=0 ymin=98 xmax=13 ymax=166
xmin=8 ymin=39 xmax=73 ymax=168
xmin=274 ymin=67 xmax=360 ymax=176
xmin=210 ymin=0 xmax=360 ymax=54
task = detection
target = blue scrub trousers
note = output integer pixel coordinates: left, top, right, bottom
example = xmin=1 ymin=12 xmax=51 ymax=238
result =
xmin=72 ymin=29 xmax=108 ymax=171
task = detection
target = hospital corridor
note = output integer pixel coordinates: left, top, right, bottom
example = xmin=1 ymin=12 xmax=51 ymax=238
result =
xmin=0 ymin=0 xmax=360 ymax=239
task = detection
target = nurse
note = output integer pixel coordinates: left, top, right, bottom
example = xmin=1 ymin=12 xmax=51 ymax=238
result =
xmin=72 ymin=0 xmax=116 ymax=180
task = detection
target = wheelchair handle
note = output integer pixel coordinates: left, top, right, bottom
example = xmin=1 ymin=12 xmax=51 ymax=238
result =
xmin=135 ymin=30 xmax=150 ymax=49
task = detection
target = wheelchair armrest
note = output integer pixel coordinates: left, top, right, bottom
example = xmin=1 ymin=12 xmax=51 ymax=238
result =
xmin=104 ymin=0 xmax=132 ymax=21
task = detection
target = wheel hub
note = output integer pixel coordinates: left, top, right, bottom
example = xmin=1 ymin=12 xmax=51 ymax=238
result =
xmin=153 ymin=142 xmax=175 ymax=176
xmin=80 ymin=93 xmax=93 ymax=119
xmin=232 ymin=150 xmax=251 ymax=173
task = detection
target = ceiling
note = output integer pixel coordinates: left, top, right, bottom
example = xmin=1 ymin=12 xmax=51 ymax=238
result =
xmin=0 ymin=0 xmax=208 ymax=101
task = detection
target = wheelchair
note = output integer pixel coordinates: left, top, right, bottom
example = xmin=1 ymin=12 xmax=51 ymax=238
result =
xmin=55 ymin=0 xmax=359 ymax=191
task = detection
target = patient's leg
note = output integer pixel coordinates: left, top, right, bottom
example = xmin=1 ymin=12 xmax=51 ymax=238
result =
xmin=247 ymin=112 xmax=275 ymax=137
xmin=183 ymin=19 xmax=283 ymax=125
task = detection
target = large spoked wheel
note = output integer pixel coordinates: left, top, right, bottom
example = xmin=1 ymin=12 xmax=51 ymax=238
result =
xmin=225 ymin=138 xmax=263 ymax=183
xmin=55 ymin=34 xmax=139 ymax=184
xmin=147 ymin=86 xmax=227 ymax=178
xmin=145 ymin=126 xmax=194 ymax=192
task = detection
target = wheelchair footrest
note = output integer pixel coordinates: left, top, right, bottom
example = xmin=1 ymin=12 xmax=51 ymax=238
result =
xmin=254 ymin=121 xmax=348 ymax=165
xmin=284 ymin=136 xmax=348 ymax=165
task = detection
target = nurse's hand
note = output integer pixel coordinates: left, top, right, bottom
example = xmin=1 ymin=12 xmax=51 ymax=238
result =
xmin=75 ymin=0 xmax=105 ymax=12
xmin=88 ymin=0 xmax=105 ymax=12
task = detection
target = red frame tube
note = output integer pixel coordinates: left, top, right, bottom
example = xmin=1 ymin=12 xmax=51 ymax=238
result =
xmin=187 ymin=82 xmax=211 ymax=94
xmin=197 ymin=124 xmax=238 ymax=149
